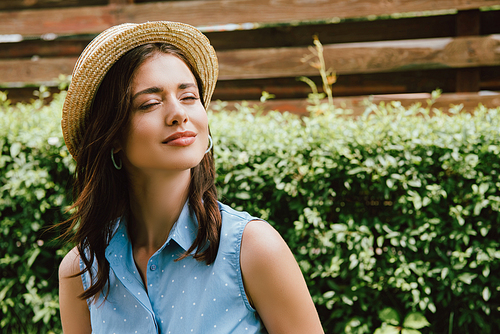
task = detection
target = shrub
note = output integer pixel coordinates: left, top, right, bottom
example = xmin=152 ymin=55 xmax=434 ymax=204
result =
xmin=210 ymin=100 xmax=500 ymax=334
xmin=0 ymin=89 xmax=72 ymax=333
xmin=1 ymin=89 xmax=499 ymax=333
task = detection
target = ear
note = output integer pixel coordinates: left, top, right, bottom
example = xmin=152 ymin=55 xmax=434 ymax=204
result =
xmin=112 ymin=140 xmax=122 ymax=154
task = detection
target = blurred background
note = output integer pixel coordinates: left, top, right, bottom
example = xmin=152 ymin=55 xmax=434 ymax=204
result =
xmin=1 ymin=0 xmax=500 ymax=113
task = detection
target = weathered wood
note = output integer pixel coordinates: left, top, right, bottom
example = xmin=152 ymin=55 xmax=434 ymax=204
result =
xmin=2 ymin=35 xmax=499 ymax=87
xmin=4 ymin=10 xmax=499 ymax=57
xmin=216 ymin=35 xmax=500 ymax=80
xmin=483 ymin=9 xmax=500 ymax=34
xmin=3 ymin=6 xmax=497 ymax=56
xmin=0 ymin=39 xmax=91 ymax=59
xmin=455 ymin=10 xmax=481 ymax=92
xmin=212 ymin=69 xmax=459 ymax=101
xmin=219 ymin=92 xmax=500 ymax=116
xmin=208 ymin=15 xmax=458 ymax=50
xmin=109 ymin=0 xmax=135 ymax=4
xmin=481 ymin=66 xmax=500 ymax=90
xmin=456 ymin=68 xmax=481 ymax=92
xmin=0 ymin=0 xmax=497 ymax=36
xmin=0 ymin=57 xmax=77 ymax=86
xmin=0 ymin=15 xmax=458 ymax=60
xmin=456 ymin=9 xmax=481 ymax=36
xmin=0 ymin=0 xmax=106 ymax=11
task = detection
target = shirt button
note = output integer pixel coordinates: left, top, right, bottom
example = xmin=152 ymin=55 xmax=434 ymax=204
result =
xmin=150 ymin=264 xmax=157 ymax=271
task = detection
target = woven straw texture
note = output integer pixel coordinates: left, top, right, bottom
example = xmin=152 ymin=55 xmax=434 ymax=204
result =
xmin=61 ymin=21 xmax=218 ymax=159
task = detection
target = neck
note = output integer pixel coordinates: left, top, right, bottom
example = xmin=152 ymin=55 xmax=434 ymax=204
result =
xmin=126 ymin=168 xmax=191 ymax=253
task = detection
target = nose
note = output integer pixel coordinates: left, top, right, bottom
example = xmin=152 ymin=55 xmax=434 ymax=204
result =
xmin=164 ymin=99 xmax=188 ymax=126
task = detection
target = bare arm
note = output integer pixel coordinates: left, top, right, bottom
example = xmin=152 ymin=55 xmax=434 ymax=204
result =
xmin=59 ymin=246 xmax=92 ymax=334
xmin=240 ymin=220 xmax=324 ymax=334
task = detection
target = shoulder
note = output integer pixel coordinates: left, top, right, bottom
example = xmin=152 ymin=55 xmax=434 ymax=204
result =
xmin=240 ymin=220 xmax=325 ymax=333
xmin=59 ymin=246 xmax=92 ymax=334
xmin=59 ymin=246 xmax=82 ymax=279
xmin=240 ymin=220 xmax=292 ymax=283
xmin=241 ymin=220 xmax=286 ymax=256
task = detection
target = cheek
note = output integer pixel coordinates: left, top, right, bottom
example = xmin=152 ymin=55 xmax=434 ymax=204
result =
xmin=196 ymin=111 xmax=209 ymax=135
xmin=123 ymin=117 xmax=157 ymax=155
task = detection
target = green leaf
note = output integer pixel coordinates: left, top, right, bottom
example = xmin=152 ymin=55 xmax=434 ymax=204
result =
xmin=483 ymin=265 xmax=490 ymax=278
xmin=0 ymin=280 xmax=15 ymax=301
xmin=377 ymin=235 xmax=385 ymax=248
xmin=347 ymin=167 xmax=366 ymax=175
xmin=10 ymin=142 xmax=22 ymax=158
xmin=26 ymin=247 xmax=41 ymax=269
xmin=403 ymin=312 xmax=430 ymax=329
xmin=458 ymin=273 xmax=477 ymax=285
xmin=402 ymin=329 xmax=421 ymax=334
xmin=379 ymin=324 xmax=401 ymax=334
xmin=323 ymin=291 xmax=335 ymax=299
xmin=379 ymin=307 xmax=400 ymax=326
xmin=234 ymin=192 xmax=251 ymax=200
xmin=482 ymin=287 xmax=491 ymax=301
xmin=441 ymin=267 xmax=449 ymax=280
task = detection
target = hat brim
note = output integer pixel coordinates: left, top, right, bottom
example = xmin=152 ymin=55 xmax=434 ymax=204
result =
xmin=61 ymin=21 xmax=218 ymax=159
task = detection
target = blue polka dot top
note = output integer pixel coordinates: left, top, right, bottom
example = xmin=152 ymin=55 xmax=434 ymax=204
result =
xmin=80 ymin=201 xmax=267 ymax=333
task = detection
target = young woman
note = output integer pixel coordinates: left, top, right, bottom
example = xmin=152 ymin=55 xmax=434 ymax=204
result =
xmin=58 ymin=21 xmax=324 ymax=334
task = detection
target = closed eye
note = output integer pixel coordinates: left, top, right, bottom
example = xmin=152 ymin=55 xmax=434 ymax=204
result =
xmin=138 ymin=101 xmax=161 ymax=110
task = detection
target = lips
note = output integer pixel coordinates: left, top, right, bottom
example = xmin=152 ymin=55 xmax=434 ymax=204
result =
xmin=162 ymin=131 xmax=197 ymax=146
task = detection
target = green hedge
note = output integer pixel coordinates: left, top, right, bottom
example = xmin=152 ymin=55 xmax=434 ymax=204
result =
xmin=0 ymin=89 xmax=73 ymax=333
xmin=1 ymin=89 xmax=499 ymax=333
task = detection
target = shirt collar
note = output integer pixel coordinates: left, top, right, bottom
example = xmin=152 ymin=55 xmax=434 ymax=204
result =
xmin=164 ymin=200 xmax=198 ymax=252
xmin=107 ymin=200 xmax=198 ymax=258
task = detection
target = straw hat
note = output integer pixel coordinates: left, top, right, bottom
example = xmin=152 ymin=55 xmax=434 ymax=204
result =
xmin=61 ymin=21 xmax=219 ymax=159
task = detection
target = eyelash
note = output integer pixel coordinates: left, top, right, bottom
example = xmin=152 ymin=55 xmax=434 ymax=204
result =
xmin=138 ymin=102 xmax=159 ymax=110
xmin=137 ymin=95 xmax=199 ymax=110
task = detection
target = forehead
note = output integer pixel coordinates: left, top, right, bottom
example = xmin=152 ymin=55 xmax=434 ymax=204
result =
xmin=131 ymin=52 xmax=197 ymax=89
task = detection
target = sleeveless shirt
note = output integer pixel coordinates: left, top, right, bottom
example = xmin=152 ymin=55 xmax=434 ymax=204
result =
xmin=81 ymin=201 xmax=267 ymax=333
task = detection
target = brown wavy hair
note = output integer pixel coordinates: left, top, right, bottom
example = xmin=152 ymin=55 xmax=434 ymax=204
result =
xmin=60 ymin=43 xmax=221 ymax=301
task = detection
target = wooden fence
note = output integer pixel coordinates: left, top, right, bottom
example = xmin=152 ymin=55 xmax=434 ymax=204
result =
xmin=1 ymin=0 xmax=499 ymax=114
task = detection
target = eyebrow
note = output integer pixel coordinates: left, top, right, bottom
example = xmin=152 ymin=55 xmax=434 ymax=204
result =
xmin=131 ymin=86 xmax=163 ymax=101
xmin=131 ymin=83 xmax=198 ymax=101
xmin=179 ymin=83 xmax=197 ymax=90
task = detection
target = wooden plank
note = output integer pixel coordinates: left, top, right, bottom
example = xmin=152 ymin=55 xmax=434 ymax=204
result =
xmin=483 ymin=9 xmax=500 ymax=34
xmin=1 ymin=35 xmax=499 ymax=86
xmin=456 ymin=9 xmax=481 ymax=36
xmin=212 ymin=69 xmax=458 ymax=101
xmin=0 ymin=39 xmax=91 ymax=59
xmin=0 ymin=57 xmax=77 ymax=86
xmin=109 ymin=0 xmax=135 ymax=4
xmin=456 ymin=68 xmax=481 ymax=92
xmin=0 ymin=15 xmax=457 ymax=60
xmin=2 ymin=12 xmax=493 ymax=60
xmin=0 ymin=0 xmax=497 ymax=36
xmin=455 ymin=10 xmax=481 ymax=92
xmin=208 ymin=15 xmax=457 ymax=50
xmin=481 ymin=66 xmax=500 ymax=90
xmin=3 ymin=7 xmax=497 ymax=55
xmin=0 ymin=86 xmax=60 ymax=104
xmin=0 ymin=0 xmax=106 ymax=11
xmin=218 ymin=92 xmax=500 ymax=116
xmin=216 ymin=35 xmax=500 ymax=80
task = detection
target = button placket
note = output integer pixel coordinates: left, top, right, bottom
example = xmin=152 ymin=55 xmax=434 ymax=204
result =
xmin=148 ymin=255 xmax=159 ymax=293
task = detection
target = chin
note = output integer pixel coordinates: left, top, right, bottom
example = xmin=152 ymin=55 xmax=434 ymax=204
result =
xmin=165 ymin=155 xmax=205 ymax=171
